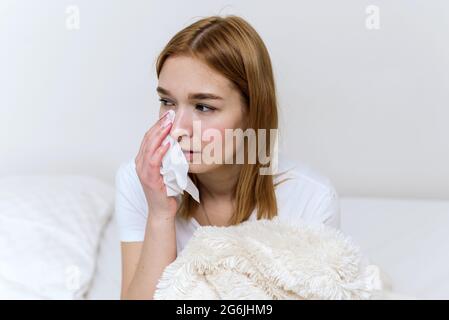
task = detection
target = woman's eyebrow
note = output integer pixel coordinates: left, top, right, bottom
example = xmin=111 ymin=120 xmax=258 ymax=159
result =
xmin=188 ymin=92 xmax=223 ymax=100
xmin=156 ymin=86 xmax=223 ymax=100
xmin=156 ymin=86 xmax=171 ymax=96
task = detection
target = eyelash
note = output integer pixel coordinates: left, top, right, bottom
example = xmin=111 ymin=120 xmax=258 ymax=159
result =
xmin=158 ymin=98 xmax=215 ymax=113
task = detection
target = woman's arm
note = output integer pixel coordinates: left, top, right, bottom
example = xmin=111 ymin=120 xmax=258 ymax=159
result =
xmin=119 ymin=111 xmax=179 ymax=299
xmin=120 ymin=215 xmax=176 ymax=300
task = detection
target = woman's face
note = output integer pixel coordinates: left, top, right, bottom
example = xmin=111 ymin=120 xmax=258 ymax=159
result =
xmin=157 ymin=55 xmax=247 ymax=173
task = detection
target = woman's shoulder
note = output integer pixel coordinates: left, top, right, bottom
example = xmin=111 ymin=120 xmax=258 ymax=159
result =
xmin=272 ymin=153 xmax=340 ymax=228
xmin=115 ymin=157 xmax=143 ymax=196
xmin=115 ymin=157 xmax=150 ymax=241
xmin=273 ymin=153 xmax=336 ymax=193
xmin=116 ymin=157 xmax=136 ymax=179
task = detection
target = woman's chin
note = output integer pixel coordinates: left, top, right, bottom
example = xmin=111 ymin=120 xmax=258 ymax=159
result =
xmin=188 ymin=162 xmax=220 ymax=174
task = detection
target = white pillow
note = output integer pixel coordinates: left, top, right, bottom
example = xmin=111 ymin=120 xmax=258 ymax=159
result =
xmin=0 ymin=175 xmax=114 ymax=299
xmin=85 ymin=215 xmax=121 ymax=300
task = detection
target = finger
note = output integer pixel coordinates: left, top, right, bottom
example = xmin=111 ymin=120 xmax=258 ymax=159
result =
xmin=149 ymin=140 xmax=171 ymax=170
xmin=144 ymin=122 xmax=172 ymax=156
xmin=139 ymin=113 xmax=168 ymax=155
xmin=143 ymin=140 xmax=171 ymax=185
xmin=136 ymin=130 xmax=152 ymax=167
xmin=136 ymin=111 xmax=171 ymax=165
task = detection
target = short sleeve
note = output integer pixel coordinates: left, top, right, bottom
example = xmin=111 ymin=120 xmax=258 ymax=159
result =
xmin=273 ymin=156 xmax=341 ymax=230
xmin=114 ymin=159 xmax=148 ymax=242
xmin=314 ymin=188 xmax=341 ymax=229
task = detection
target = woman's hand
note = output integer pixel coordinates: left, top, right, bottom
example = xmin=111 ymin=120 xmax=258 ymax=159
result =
xmin=135 ymin=111 xmax=178 ymax=221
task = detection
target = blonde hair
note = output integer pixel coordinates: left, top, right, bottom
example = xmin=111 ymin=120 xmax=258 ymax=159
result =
xmin=156 ymin=15 xmax=279 ymax=225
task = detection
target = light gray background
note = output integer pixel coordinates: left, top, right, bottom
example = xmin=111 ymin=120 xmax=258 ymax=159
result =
xmin=1 ymin=0 xmax=448 ymax=199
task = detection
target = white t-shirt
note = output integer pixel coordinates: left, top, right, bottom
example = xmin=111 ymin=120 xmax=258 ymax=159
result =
xmin=115 ymin=154 xmax=341 ymax=255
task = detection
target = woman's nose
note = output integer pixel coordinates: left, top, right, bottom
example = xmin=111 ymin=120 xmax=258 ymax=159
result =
xmin=170 ymin=109 xmax=193 ymax=142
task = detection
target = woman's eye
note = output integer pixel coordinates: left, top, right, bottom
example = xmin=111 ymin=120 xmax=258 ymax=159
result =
xmin=196 ymin=104 xmax=215 ymax=112
xmin=159 ymin=99 xmax=214 ymax=112
xmin=159 ymin=98 xmax=174 ymax=107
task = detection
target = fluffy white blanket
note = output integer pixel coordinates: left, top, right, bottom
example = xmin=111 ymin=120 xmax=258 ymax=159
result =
xmin=154 ymin=217 xmax=391 ymax=300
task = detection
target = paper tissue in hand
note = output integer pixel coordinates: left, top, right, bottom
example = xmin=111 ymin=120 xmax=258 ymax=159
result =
xmin=160 ymin=110 xmax=200 ymax=203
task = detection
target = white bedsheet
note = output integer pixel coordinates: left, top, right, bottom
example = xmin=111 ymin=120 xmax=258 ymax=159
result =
xmin=340 ymin=197 xmax=449 ymax=299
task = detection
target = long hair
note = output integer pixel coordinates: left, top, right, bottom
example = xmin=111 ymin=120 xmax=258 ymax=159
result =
xmin=156 ymin=15 xmax=279 ymax=225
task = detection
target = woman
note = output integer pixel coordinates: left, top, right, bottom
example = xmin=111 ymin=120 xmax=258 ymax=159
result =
xmin=116 ymin=15 xmax=340 ymax=299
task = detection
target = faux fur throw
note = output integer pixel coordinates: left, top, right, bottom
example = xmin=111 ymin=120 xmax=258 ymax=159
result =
xmin=154 ymin=217 xmax=387 ymax=300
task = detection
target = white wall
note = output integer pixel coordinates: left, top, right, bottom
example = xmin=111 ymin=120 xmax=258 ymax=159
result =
xmin=1 ymin=0 xmax=448 ymax=199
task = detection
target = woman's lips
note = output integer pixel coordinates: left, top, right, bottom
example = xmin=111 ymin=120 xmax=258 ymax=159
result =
xmin=182 ymin=150 xmax=200 ymax=154
xmin=182 ymin=150 xmax=200 ymax=160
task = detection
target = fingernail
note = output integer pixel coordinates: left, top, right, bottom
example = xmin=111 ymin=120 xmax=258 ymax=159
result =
xmin=160 ymin=110 xmax=169 ymax=119
xmin=162 ymin=117 xmax=172 ymax=128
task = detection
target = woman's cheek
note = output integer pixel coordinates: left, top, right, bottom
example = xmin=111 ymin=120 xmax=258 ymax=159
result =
xmin=199 ymin=126 xmax=227 ymax=162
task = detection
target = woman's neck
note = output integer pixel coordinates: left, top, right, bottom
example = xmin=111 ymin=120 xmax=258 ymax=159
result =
xmin=196 ymin=164 xmax=242 ymax=201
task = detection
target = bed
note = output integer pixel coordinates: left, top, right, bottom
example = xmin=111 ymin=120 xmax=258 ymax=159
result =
xmin=1 ymin=175 xmax=448 ymax=299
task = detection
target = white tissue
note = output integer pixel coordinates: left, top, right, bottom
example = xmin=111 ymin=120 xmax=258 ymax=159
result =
xmin=160 ymin=110 xmax=200 ymax=203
